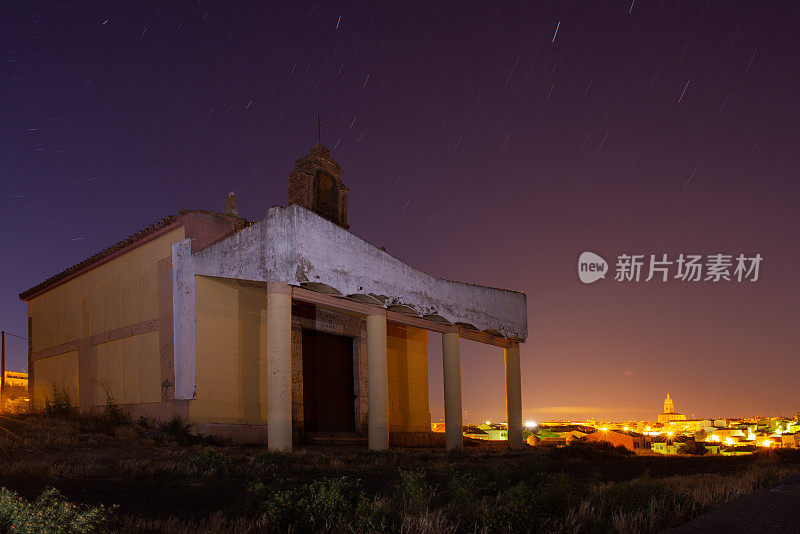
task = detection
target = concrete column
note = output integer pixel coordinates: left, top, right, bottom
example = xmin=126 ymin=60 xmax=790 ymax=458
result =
xmin=504 ymin=342 xmax=523 ymax=450
xmin=267 ymin=282 xmax=293 ymax=451
xmin=442 ymin=331 xmax=463 ymax=450
xmin=367 ymin=313 xmax=389 ymax=450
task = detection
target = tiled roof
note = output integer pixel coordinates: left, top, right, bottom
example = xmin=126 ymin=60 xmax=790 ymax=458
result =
xmin=19 ymin=215 xmax=179 ymax=301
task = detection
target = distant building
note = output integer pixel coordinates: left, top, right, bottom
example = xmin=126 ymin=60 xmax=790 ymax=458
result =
xmin=651 ymin=435 xmax=692 ymax=455
xmin=464 ymin=423 xmax=507 ymax=441
xmin=585 ymin=429 xmax=651 ymax=452
xmin=2 ymin=371 xmax=28 ymax=389
xmin=657 ymin=394 xmax=687 ymax=423
xmin=666 ymin=419 xmax=712 ymax=433
xmin=777 ymin=433 xmax=799 ymax=448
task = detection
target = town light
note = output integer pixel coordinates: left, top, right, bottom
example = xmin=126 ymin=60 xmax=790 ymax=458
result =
xmin=525 ymin=420 xmax=537 ymax=428
xmin=485 ymin=421 xmax=491 ymax=425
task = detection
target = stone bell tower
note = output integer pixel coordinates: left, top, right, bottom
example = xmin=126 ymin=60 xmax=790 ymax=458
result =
xmin=288 ymin=143 xmax=349 ymax=229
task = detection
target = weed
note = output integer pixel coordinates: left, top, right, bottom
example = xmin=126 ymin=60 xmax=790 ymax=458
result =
xmin=255 ymin=476 xmax=371 ymax=531
xmin=43 ymin=388 xmax=73 ymax=418
xmin=394 ymin=469 xmax=431 ymax=515
xmin=0 ymin=487 xmax=116 ymax=534
xmin=183 ymin=447 xmax=232 ymax=478
xmin=158 ymin=417 xmax=195 ymax=445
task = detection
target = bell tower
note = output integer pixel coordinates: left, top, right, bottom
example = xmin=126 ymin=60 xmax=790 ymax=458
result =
xmin=288 ymin=143 xmax=349 ymax=229
xmin=664 ymin=394 xmax=674 ymax=414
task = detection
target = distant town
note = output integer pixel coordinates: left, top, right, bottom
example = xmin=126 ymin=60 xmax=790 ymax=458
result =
xmin=438 ymin=394 xmax=800 ymax=455
xmin=3 ymin=372 xmax=797 ymax=456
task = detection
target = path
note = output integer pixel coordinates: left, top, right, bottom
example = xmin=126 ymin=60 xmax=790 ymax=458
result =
xmin=663 ymin=474 xmax=800 ymax=533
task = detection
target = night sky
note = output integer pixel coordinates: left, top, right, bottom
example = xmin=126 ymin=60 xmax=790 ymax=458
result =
xmin=2 ymin=2 xmax=799 ymax=423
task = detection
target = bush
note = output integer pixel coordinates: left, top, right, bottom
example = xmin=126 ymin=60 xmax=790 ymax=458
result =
xmin=79 ymin=401 xmax=132 ymax=437
xmin=247 ymin=476 xmax=395 ymax=532
xmin=481 ymin=473 xmax=580 ymax=532
xmin=394 ymin=469 xmax=430 ymax=515
xmin=0 ymin=487 xmax=116 ymax=533
xmin=158 ymin=417 xmax=195 ymax=445
xmin=43 ymin=388 xmax=73 ymax=418
xmin=183 ymin=447 xmax=232 ymax=478
xmin=546 ymin=440 xmax=634 ymax=461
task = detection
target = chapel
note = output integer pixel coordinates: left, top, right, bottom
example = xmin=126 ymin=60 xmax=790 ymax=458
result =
xmin=20 ymin=144 xmax=528 ymax=450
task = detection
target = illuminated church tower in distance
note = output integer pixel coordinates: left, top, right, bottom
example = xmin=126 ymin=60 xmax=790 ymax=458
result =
xmin=658 ymin=393 xmax=686 ymax=423
xmin=664 ymin=394 xmax=675 ymax=414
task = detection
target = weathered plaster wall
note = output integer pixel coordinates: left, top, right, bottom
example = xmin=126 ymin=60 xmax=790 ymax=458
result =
xmin=92 ymin=331 xmax=161 ymax=406
xmin=31 ymin=350 xmax=78 ymax=409
xmin=28 ymin=227 xmax=185 ymax=409
xmin=387 ymin=324 xmax=431 ymax=433
xmin=190 ymin=276 xmax=268 ymax=424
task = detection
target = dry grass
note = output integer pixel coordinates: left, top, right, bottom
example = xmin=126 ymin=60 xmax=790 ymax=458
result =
xmin=0 ymin=414 xmax=797 ymax=533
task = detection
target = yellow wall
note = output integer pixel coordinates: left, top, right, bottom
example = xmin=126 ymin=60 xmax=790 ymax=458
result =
xmin=31 ymin=351 xmax=78 ymax=409
xmin=387 ymin=323 xmax=431 ymax=432
xmin=191 ymin=276 xmax=268 ymax=424
xmin=27 ymin=228 xmax=184 ymax=352
xmin=26 ymin=227 xmax=185 ymax=408
xmin=92 ymin=331 xmax=161 ymax=405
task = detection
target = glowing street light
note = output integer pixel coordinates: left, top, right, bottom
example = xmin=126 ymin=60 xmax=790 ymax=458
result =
xmin=524 ymin=420 xmax=537 ymax=428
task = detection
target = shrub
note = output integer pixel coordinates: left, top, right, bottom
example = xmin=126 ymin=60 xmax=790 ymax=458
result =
xmin=257 ymin=477 xmax=357 ymax=530
xmin=244 ymin=476 xmax=396 ymax=532
xmin=250 ymin=450 xmax=292 ymax=470
xmin=43 ymin=388 xmax=73 ymax=418
xmin=546 ymin=440 xmax=634 ymax=461
xmin=394 ymin=469 xmax=430 ymax=515
xmin=79 ymin=400 xmax=132 ymax=437
xmin=0 ymin=487 xmax=116 ymax=533
xmin=183 ymin=447 xmax=232 ymax=478
xmin=482 ymin=473 xmax=580 ymax=532
xmin=158 ymin=417 xmax=195 ymax=445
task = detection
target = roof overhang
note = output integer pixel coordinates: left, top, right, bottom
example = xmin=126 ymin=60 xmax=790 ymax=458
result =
xmin=182 ymin=204 xmax=528 ymax=340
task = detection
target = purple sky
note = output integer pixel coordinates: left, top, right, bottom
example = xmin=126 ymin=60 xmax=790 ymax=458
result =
xmin=2 ymin=2 xmax=799 ymax=423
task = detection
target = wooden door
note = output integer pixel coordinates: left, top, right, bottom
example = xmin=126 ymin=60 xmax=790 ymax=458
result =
xmin=302 ymin=330 xmax=355 ymax=432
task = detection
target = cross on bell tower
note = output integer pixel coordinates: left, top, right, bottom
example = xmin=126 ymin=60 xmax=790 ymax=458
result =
xmin=313 ymin=113 xmax=324 ymax=144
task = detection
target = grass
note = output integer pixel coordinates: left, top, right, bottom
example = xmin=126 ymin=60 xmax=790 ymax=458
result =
xmin=0 ymin=413 xmax=796 ymax=533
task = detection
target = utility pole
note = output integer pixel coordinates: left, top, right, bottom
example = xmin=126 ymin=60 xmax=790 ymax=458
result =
xmin=1 ymin=330 xmax=5 ymax=406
